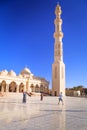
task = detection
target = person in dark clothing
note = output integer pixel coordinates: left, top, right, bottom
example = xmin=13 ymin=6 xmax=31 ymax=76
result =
xmin=40 ymin=93 xmax=43 ymax=101
xmin=23 ymin=92 xmax=27 ymax=103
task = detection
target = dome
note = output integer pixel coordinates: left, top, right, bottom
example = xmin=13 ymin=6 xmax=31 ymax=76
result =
xmin=8 ymin=70 xmax=16 ymax=76
xmin=20 ymin=67 xmax=31 ymax=75
xmin=0 ymin=70 xmax=8 ymax=76
xmin=18 ymin=74 xmax=23 ymax=78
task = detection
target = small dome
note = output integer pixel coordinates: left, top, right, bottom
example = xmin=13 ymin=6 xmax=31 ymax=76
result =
xmin=0 ymin=70 xmax=8 ymax=76
xmin=8 ymin=70 xmax=16 ymax=76
xmin=20 ymin=67 xmax=31 ymax=75
xmin=18 ymin=74 xmax=23 ymax=78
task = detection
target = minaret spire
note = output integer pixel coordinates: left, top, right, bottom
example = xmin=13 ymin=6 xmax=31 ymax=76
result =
xmin=52 ymin=4 xmax=65 ymax=96
xmin=54 ymin=4 xmax=63 ymax=62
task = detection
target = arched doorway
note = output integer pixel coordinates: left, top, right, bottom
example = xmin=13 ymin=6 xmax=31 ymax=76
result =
xmin=9 ymin=81 xmax=17 ymax=92
xmin=30 ymin=84 xmax=34 ymax=92
xmin=19 ymin=83 xmax=24 ymax=92
xmin=1 ymin=80 xmax=6 ymax=92
xmin=35 ymin=84 xmax=40 ymax=93
xmin=54 ymin=91 xmax=57 ymax=96
xmin=0 ymin=83 xmax=2 ymax=92
xmin=40 ymin=85 xmax=44 ymax=93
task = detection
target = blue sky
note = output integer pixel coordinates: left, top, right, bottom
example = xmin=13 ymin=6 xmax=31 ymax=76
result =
xmin=0 ymin=0 xmax=87 ymax=88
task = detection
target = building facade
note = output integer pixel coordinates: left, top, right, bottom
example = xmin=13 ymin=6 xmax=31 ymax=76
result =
xmin=52 ymin=4 xmax=65 ymax=96
xmin=0 ymin=67 xmax=49 ymax=94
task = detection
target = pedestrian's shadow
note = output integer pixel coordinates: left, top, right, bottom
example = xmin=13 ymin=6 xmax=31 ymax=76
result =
xmin=40 ymin=109 xmax=87 ymax=113
xmin=66 ymin=109 xmax=87 ymax=112
xmin=29 ymin=102 xmax=57 ymax=105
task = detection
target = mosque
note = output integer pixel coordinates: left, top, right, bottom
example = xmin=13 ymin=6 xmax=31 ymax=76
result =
xmin=0 ymin=4 xmax=65 ymax=96
xmin=0 ymin=67 xmax=49 ymax=94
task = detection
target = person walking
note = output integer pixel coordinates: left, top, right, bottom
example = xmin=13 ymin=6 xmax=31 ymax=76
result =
xmin=58 ymin=92 xmax=64 ymax=105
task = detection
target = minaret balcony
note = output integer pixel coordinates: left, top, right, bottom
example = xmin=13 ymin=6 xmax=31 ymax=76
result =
xmin=54 ymin=19 xmax=62 ymax=24
xmin=54 ymin=32 xmax=63 ymax=38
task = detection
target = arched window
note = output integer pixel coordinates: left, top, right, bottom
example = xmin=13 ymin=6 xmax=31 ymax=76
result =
xmin=55 ymin=66 xmax=57 ymax=78
xmin=40 ymin=85 xmax=44 ymax=92
xmin=62 ymin=66 xmax=64 ymax=79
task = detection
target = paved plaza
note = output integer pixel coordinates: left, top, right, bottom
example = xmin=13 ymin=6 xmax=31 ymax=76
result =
xmin=0 ymin=94 xmax=87 ymax=130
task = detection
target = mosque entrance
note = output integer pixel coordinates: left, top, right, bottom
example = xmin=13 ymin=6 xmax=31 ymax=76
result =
xmin=0 ymin=85 xmax=1 ymax=91
xmin=19 ymin=83 xmax=24 ymax=92
xmin=30 ymin=84 xmax=34 ymax=92
xmin=54 ymin=91 xmax=57 ymax=96
xmin=1 ymin=80 xmax=6 ymax=92
xmin=9 ymin=81 xmax=17 ymax=92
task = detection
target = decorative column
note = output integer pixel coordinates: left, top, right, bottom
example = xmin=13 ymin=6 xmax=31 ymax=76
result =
xmin=6 ymin=84 xmax=9 ymax=92
xmin=16 ymin=85 xmax=19 ymax=93
xmin=26 ymin=78 xmax=29 ymax=92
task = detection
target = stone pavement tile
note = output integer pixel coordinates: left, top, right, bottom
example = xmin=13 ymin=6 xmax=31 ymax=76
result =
xmin=0 ymin=96 xmax=87 ymax=130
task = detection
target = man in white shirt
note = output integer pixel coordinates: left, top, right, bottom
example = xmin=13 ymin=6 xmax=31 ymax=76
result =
xmin=58 ymin=92 xmax=64 ymax=105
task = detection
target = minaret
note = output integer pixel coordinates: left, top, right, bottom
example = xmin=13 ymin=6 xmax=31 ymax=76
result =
xmin=52 ymin=4 xmax=65 ymax=96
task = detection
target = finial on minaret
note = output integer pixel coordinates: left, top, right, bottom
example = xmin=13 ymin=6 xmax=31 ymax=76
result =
xmin=55 ymin=2 xmax=62 ymax=16
xmin=57 ymin=0 xmax=61 ymax=6
xmin=57 ymin=1 xmax=59 ymax=5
